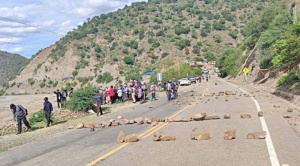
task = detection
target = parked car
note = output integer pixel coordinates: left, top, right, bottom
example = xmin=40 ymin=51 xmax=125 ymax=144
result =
xmin=188 ymin=76 xmax=196 ymax=83
xmin=178 ymin=78 xmax=191 ymax=86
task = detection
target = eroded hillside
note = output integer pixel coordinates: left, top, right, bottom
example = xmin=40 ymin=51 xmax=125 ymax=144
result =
xmin=6 ymin=0 xmax=284 ymax=94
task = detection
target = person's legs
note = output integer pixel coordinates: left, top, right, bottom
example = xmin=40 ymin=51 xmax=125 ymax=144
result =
xmin=132 ymin=94 xmax=136 ymax=103
xmin=22 ymin=117 xmax=31 ymax=130
xmin=17 ymin=117 xmax=22 ymax=133
xmin=57 ymin=101 xmax=61 ymax=108
xmin=96 ymin=104 xmax=100 ymax=116
xmin=45 ymin=112 xmax=50 ymax=127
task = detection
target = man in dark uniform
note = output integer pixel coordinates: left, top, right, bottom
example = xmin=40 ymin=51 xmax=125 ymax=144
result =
xmin=43 ymin=97 xmax=53 ymax=127
xmin=54 ymin=89 xmax=62 ymax=108
xmin=10 ymin=104 xmax=31 ymax=135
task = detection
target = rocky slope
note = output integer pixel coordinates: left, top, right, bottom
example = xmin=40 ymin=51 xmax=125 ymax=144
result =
xmin=0 ymin=50 xmax=28 ymax=86
xmin=6 ymin=0 xmax=285 ymax=95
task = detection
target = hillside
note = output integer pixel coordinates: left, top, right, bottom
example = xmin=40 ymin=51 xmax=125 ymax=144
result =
xmin=5 ymin=0 xmax=287 ymax=95
xmin=0 ymin=50 xmax=28 ymax=87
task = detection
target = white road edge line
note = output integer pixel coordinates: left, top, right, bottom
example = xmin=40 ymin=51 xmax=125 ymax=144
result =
xmin=222 ymin=80 xmax=280 ymax=166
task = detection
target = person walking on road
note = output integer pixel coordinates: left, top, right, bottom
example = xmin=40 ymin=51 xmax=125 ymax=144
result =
xmin=167 ymin=81 xmax=172 ymax=101
xmin=109 ymin=86 xmax=115 ymax=104
xmin=43 ymin=97 xmax=53 ymax=127
xmin=54 ymin=89 xmax=62 ymax=109
xmin=10 ymin=104 xmax=31 ymax=135
xmin=131 ymin=85 xmax=136 ymax=103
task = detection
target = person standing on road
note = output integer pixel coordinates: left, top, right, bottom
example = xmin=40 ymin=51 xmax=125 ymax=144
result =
xmin=167 ymin=81 xmax=172 ymax=101
xmin=54 ymin=89 xmax=62 ymax=109
xmin=96 ymin=92 xmax=103 ymax=116
xmin=131 ymin=85 xmax=136 ymax=103
xmin=10 ymin=104 xmax=31 ymax=135
xmin=43 ymin=97 xmax=53 ymax=127
xmin=150 ymin=82 xmax=156 ymax=101
xmin=109 ymin=86 xmax=115 ymax=104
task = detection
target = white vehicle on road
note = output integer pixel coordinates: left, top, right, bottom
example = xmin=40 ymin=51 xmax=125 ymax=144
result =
xmin=178 ymin=78 xmax=191 ymax=86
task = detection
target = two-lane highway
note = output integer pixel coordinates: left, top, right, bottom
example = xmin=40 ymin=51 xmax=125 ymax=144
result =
xmin=1 ymin=76 xmax=300 ymax=166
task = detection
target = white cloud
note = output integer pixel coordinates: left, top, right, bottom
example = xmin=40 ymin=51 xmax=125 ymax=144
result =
xmin=10 ymin=47 xmax=23 ymax=53
xmin=0 ymin=27 xmax=39 ymax=35
xmin=0 ymin=0 xmax=145 ymax=58
xmin=0 ymin=37 xmax=23 ymax=43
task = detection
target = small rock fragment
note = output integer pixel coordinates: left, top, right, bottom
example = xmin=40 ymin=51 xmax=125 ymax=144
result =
xmin=193 ymin=113 xmax=207 ymax=121
xmin=191 ymin=133 xmax=210 ymax=140
xmin=117 ymin=115 xmax=123 ymax=120
xmin=124 ymin=134 xmax=138 ymax=143
xmin=246 ymin=131 xmax=267 ymax=139
xmin=224 ymin=114 xmax=231 ymax=119
xmin=287 ymin=108 xmax=293 ymax=112
xmin=258 ymin=111 xmax=263 ymax=117
xmin=151 ymin=121 xmax=159 ymax=127
xmin=160 ymin=135 xmax=176 ymax=141
xmin=204 ymin=114 xmax=220 ymax=120
xmin=224 ymin=129 xmax=236 ymax=140
xmin=240 ymin=114 xmax=251 ymax=119
xmin=283 ymin=115 xmax=291 ymax=118
xmin=67 ymin=126 xmax=74 ymax=129
xmin=135 ymin=117 xmax=144 ymax=125
xmin=117 ymin=131 xmax=125 ymax=143
xmin=75 ymin=122 xmax=84 ymax=129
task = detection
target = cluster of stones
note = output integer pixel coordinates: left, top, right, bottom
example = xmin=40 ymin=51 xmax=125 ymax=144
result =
xmin=1 ymin=123 xmax=27 ymax=135
xmin=72 ymin=116 xmax=167 ymax=130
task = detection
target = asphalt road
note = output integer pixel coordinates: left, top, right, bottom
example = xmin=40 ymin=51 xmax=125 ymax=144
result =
xmin=0 ymin=76 xmax=300 ymax=166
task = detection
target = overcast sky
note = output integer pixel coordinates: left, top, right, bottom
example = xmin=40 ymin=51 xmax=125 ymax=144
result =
xmin=0 ymin=0 xmax=145 ymax=59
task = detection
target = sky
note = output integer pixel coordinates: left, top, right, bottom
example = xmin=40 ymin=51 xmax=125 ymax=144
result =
xmin=0 ymin=0 xmax=145 ymax=59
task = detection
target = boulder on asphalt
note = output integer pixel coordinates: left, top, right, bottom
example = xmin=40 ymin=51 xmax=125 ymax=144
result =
xmin=135 ymin=117 xmax=144 ymax=125
xmin=204 ymin=114 xmax=220 ymax=120
xmin=246 ymin=131 xmax=267 ymax=139
xmin=224 ymin=129 xmax=236 ymax=140
xmin=120 ymin=119 xmax=130 ymax=125
xmin=117 ymin=115 xmax=123 ymax=120
xmin=111 ymin=121 xmax=119 ymax=127
xmin=144 ymin=118 xmax=151 ymax=124
xmin=67 ymin=126 xmax=74 ymax=129
xmin=258 ymin=111 xmax=264 ymax=117
xmin=240 ymin=114 xmax=251 ymax=119
xmin=129 ymin=120 xmax=135 ymax=124
xmin=160 ymin=135 xmax=176 ymax=141
xmin=110 ymin=119 xmax=115 ymax=122
xmin=219 ymin=91 xmax=225 ymax=96
xmin=191 ymin=133 xmax=210 ymax=140
xmin=85 ymin=122 xmax=95 ymax=128
xmin=283 ymin=115 xmax=291 ymax=118
xmin=101 ymin=121 xmax=112 ymax=128
xmin=172 ymin=116 xmax=182 ymax=122
xmin=151 ymin=117 xmax=160 ymax=122
xmin=117 ymin=131 xmax=125 ymax=143
xmin=287 ymin=108 xmax=293 ymax=112
xmin=124 ymin=134 xmax=138 ymax=143
xmin=75 ymin=122 xmax=84 ymax=129
xmin=225 ymin=91 xmax=235 ymax=95
xmin=181 ymin=117 xmax=192 ymax=122
xmin=224 ymin=114 xmax=231 ymax=119
xmin=151 ymin=121 xmax=159 ymax=127
xmin=193 ymin=113 xmax=207 ymax=121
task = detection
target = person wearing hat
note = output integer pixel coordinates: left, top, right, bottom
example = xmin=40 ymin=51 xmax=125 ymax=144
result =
xmin=43 ymin=97 xmax=53 ymax=127
xmin=10 ymin=104 xmax=31 ymax=135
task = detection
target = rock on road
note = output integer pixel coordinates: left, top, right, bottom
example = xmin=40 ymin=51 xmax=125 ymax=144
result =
xmin=0 ymin=76 xmax=300 ymax=166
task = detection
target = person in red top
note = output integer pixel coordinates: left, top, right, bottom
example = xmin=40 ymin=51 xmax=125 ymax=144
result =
xmin=109 ymin=85 xmax=115 ymax=104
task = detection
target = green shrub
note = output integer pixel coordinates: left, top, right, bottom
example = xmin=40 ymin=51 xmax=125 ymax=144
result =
xmin=123 ymin=56 xmax=134 ymax=65
xmin=53 ymin=81 xmax=58 ymax=87
xmin=66 ymin=84 xmax=97 ymax=111
xmin=96 ymin=72 xmax=113 ymax=83
xmin=0 ymin=90 xmax=5 ymax=96
xmin=39 ymin=82 xmax=46 ymax=88
xmin=29 ymin=110 xmax=46 ymax=124
xmin=72 ymin=70 xmax=78 ymax=77
xmin=10 ymin=82 xmax=16 ymax=87
xmin=28 ymin=78 xmax=35 ymax=86
xmin=278 ymin=69 xmax=300 ymax=87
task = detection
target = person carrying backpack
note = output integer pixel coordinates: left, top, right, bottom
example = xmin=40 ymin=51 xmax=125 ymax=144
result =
xmin=10 ymin=103 xmax=31 ymax=135
xmin=43 ymin=97 xmax=53 ymax=127
xmin=61 ymin=89 xmax=68 ymax=108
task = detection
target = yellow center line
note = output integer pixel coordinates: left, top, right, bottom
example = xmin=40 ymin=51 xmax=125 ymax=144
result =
xmin=86 ymin=90 xmax=200 ymax=166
